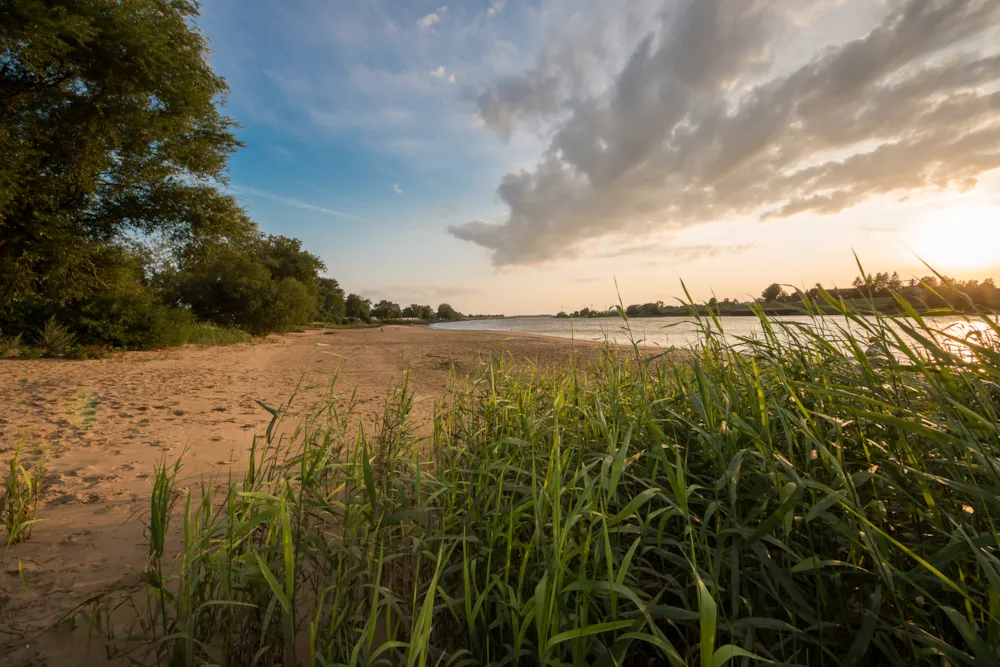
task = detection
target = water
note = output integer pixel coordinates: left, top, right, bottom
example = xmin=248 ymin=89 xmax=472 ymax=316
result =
xmin=432 ymin=315 xmax=997 ymax=356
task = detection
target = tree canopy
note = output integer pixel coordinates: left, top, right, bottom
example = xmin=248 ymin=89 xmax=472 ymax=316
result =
xmin=1 ymin=0 xmax=249 ymax=320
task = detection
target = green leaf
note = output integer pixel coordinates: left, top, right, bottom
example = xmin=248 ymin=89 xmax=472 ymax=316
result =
xmin=545 ymin=620 xmax=633 ymax=652
xmin=697 ymin=574 xmax=718 ymax=667
xmin=253 ymin=552 xmax=291 ymax=614
xmin=712 ymin=645 xmax=771 ymax=667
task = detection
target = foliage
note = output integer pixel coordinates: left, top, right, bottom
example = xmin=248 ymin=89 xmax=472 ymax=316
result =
xmin=760 ymin=282 xmax=785 ymax=302
xmin=102 ymin=293 xmax=1000 ymax=666
xmin=185 ymin=324 xmax=252 ymax=347
xmin=169 ymin=244 xmax=316 ymax=335
xmin=436 ymin=302 xmax=461 ymax=321
xmin=345 ymin=293 xmax=371 ymax=323
xmin=0 ymin=0 xmax=250 ymax=318
xmin=1 ymin=442 xmax=48 ymax=546
xmin=36 ymin=316 xmax=76 ymax=357
xmin=0 ymin=331 xmax=20 ymax=357
xmin=403 ymin=303 xmax=434 ymax=320
xmin=77 ymin=293 xmax=195 ymax=349
xmin=317 ymin=278 xmax=346 ymax=322
xmin=372 ymin=300 xmax=402 ymax=320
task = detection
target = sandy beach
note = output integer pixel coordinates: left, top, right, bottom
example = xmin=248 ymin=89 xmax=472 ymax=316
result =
xmin=0 ymin=326 xmax=601 ymax=667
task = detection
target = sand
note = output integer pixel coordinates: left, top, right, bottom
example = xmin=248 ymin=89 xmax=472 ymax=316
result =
xmin=0 ymin=326 xmax=602 ymax=666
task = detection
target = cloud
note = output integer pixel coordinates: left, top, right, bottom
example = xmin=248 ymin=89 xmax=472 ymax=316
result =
xmin=431 ymin=65 xmax=457 ymax=83
xmin=598 ymin=243 xmax=757 ymax=261
xmin=393 ymin=184 xmax=403 ymax=194
xmin=451 ymin=0 xmax=1000 ymax=266
xmin=417 ymin=6 xmax=447 ymax=30
xmin=487 ymin=0 xmax=507 ymax=17
xmin=230 ymin=185 xmax=356 ymax=219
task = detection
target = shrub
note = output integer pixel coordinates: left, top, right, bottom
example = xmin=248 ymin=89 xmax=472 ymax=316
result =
xmin=77 ymin=293 xmax=195 ymax=349
xmin=18 ymin=347 xmax=42 ymax=360
xmin=0 ymin=331 xmax=21 ymax=357
xmin=36 ymin=316 xmax=76 ymax=356
xmin=185 ymin=324 xmax=251 ymax=346
xmin=173 ymin=248 xmax=316 ymax=335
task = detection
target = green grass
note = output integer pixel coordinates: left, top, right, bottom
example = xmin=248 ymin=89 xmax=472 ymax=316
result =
xmin=184 ymin=323 xmax=252 ymax=346
xmin=95 ymin=288 xmax=1000 ymax=666
xmin=1 ymin=441 xmax=48 ymax=549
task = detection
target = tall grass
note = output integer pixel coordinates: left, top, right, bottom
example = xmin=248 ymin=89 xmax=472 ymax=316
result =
xmin=104 ymin=292 xmax=1000 ymax=666
xmin=1 ymin=441 xmax=48 ymax=548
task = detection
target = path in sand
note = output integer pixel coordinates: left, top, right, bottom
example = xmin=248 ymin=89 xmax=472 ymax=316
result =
xmin=0 ymin=327 xmax=598 ymax=666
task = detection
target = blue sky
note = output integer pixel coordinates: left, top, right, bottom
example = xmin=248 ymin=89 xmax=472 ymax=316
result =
xmin=199 ymin=0 xmax=1000 ymax=314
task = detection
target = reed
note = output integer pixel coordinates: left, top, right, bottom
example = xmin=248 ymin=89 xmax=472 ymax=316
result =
xmin=107 ymin=289 xmax=1000 ymax=666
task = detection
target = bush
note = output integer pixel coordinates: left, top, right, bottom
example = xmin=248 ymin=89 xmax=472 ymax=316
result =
xmin=18 ymin=347 xmax=42 ymax=359
xmin=0 ymin=331 xmax=21 ymax=357
xmin=37 ymin=316 xmax=76 ymax=356
xmin=186 ymin=324 xmax=251 ymax=346
xmin=77 ymin=293 xmax=195 ymax=349
xmin=173 ymin=248 xmax=317 ymax=335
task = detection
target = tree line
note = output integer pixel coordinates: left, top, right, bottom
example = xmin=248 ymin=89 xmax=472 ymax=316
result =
xmin=556 ymin=271 xmax=999 ymax=319
xmin=0 ymin=1 xmax=461 ymax=357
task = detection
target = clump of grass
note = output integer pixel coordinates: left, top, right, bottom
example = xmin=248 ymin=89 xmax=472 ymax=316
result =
xmin=0 ymin=331 xmax=21 ymax=357
xmin=1 ymin=442 xmax=48 ymax=547
xmin=103 ymin=288 xmax=1000 ymax=666
xmin=37 ymin=316 xmax=76 ymax=357
xmin=185 ymin=323 xmax=252 ymax=346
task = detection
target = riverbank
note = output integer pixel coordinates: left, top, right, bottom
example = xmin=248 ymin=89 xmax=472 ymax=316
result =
xmin=0 ymin=327 xmax=606 ymax=666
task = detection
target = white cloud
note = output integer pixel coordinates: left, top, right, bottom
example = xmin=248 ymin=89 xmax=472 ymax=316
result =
xmin=417 ymin=6 xmax=447 ymax=30
xmin=431 ymin=65 xmax=458 ymax=83
xmin=451 ymin=0 xmax=1000 ymax=266
xmin=487 ymin=0 xmax=507 ymax=17
xmin=393 ymin=184 xmax=404 ymax=194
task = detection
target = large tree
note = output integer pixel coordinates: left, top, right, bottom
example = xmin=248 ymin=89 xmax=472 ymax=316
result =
xmin=1 ymin=0 xmax=249 ymax=322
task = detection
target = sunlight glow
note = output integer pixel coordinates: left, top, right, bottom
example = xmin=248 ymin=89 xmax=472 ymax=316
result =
xmin=911 ymin=206 xmax=1000 ymax=269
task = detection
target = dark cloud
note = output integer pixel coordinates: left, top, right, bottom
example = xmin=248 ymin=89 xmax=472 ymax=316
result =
xmin=451 ymin=0 xmax=1000 ymax=265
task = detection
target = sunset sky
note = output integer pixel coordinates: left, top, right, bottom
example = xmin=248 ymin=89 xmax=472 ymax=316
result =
xmin=199 ymin=0 xmax=1000 ymax=314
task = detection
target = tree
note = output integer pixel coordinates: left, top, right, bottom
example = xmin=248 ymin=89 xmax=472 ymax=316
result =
xmin=170 ymin=246 xmax=314 ymax=335
xmin=346 ymin=294 xmax=371 ymax=323
xmin=403 ymin=303 xmax=433 ymax=319
xmin=1 ymin=0 xmax=248 ymax=326
xmin=317 ymin=278 xmax=346 ymax=322
xmin=372 ymin=300 xmax=402 ymax=320
xmin=761 ymin=283 xmax=785 ymax=303
xmin=436 ymin=303 xmax=460 ymax=321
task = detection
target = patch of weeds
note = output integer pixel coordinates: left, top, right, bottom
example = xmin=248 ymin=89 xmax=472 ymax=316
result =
xmin=65 ymin=391 xmax=100 ymax=429
xmin=0 ymin=332 xmax=21 ymax=358
xmin=37 ymin=317 xmax=76 ymax=357
xmin=1 ymin=441 xmax=49 ymax=547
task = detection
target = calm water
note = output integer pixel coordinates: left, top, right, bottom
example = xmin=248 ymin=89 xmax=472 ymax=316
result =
xmin=432 ymin=315 xmax=997 ymax=353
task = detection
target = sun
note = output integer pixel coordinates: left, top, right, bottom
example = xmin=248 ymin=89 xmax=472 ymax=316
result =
xmin=911 ymin=205 xmax=1000 ymax=269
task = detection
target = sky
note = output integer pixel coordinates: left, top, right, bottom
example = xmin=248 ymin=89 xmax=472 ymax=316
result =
xmin=198 ymin=0 xmax=1000 ymax=315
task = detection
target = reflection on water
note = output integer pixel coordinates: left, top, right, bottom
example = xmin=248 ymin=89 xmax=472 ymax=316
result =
xmin=938 ymin=321 xmax=999 ymax=362
xmin=433 ymin=315 xmax=999 ymax=362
